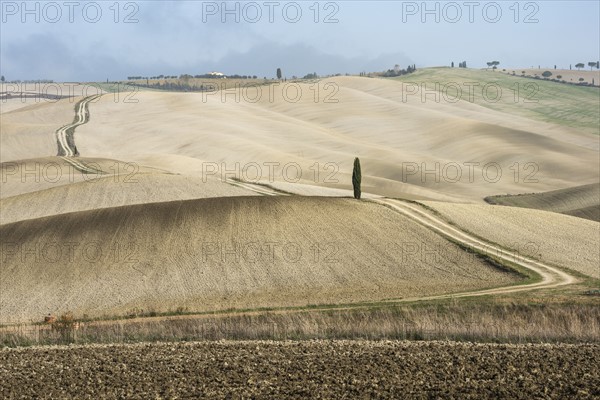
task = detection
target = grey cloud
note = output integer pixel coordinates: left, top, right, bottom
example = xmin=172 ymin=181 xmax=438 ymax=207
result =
xmin=198 ymin=42 xmax=413 ymax=78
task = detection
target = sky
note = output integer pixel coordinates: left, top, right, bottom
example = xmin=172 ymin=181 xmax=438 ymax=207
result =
xmin=1 ymin=0 xmax=599 ymax=81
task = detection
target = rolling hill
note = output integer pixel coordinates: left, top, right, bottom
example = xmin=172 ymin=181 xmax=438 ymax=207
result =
xmin=0 ymin=196 xmax=519 ymax=324
xmin=485 ymin=183 xmax=600 ymax=222
xmin=0 ymin=68 xmax=598 ymax=326
xmin=74 ymin=70 xmax=599 ymax=203
xmin=423 ymin=201 xmax=600 ymax=279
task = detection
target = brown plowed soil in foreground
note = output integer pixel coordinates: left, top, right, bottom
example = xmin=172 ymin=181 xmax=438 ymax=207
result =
xmin=1 ymin=340 xmax=598 ymax=399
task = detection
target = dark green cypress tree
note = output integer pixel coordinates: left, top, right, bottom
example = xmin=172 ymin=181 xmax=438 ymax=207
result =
xmin=352 ymin=157 xmax=361 ymax=200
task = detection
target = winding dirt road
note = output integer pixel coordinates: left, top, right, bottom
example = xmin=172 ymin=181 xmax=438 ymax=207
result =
xmin=55 ymin=94 xmax=104 ymax=174
xmin=0 ymin=182 xmax=580 ymax=330
xmin=228 ymin=182 xmax=578 ymax=301
xmin=374 ymin=199 xmax=577 ymax=299
xmin=56 ymin=94 xmax=102 ymax=157
xmin=60 ymin=194 xmax=579 ymax=329
xmin=50 ymin=91 xmax=580 ymax=299
xmin=6 ymin=99 xmax=578 ymax=330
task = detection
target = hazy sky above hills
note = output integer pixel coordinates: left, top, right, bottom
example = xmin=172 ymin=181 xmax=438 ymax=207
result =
xmin=1 ymin=1 xmax=599 ymax=81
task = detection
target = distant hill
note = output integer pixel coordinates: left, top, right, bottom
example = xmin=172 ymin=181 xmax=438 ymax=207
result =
xmin=392 ymin=67 xmax=600 ymax=135
xmin=485 ymin=183 xmax=600 ymax=222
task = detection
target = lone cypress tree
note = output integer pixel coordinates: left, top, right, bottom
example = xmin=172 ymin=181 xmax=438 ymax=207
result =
xmin=352 ymin=157 xmax=361 ymax=200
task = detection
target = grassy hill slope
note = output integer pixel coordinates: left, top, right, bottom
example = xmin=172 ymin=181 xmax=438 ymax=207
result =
xmin=392 ymin=68 xmax=600 ymax=135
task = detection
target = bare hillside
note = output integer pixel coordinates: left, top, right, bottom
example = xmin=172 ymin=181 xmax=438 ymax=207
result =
xmin=485 ymin=183 xmax=600 ymax=222
xmin=74 ymin=73 xmax=599 ymax=202
xmin=423 ymin=201 xmax=600 ymax=279
xmin=0 ymin=196 xmax=519 ymax=324
xmin=0 ymin=158 xmax=259 ymax=225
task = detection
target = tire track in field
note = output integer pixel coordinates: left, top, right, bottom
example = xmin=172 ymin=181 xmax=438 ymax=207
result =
xmin=55 ymin=94 xmax=105 ymax=175
xmin=55 ymin=94 xmax=102 ymax=157
xmin=373 ymin=198 xmax=578 ymax=299
xmin=225 ymin=181 xmax=578 ymax=298
xmin=1 ymin=183 xmax=579 ymax=330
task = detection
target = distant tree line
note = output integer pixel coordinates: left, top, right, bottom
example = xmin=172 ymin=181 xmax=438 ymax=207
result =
xmin=573 ymin=61 xmax=599 ymax=71
xmin=380 ymin=64 xmax=417 ymax=77
xmin=126 ymin=81 xmax=221 ymax=92
xmin=509 ymin=69 xmax=598 ymax=87
xmin=126 ymin=74 xmax=259 ymax=81
xmin=229 ymin=74 xmax=259 ymax=79
xmin=1 ymin=79 xmax=54 ymax=83
xmin=127 ymin=75 xmax=178 ymax=80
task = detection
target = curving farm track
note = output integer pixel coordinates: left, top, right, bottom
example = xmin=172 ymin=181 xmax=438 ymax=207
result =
xmin=55 ymin=94 xmax=104 ymax=174
xmin=55 ymin=94 xmax=102 ymax=157
xmin=228 ymin=182 xmax=579 ymax=303
xmin=58 ymin=187 xmax=579 ymax=330
xmin=73 ymin=184 xmax=580 ymax=329
xmin=374 ymin=199 xmax=578 ymax=298
xmin=14 ymin=96 xmax=579 ymax=327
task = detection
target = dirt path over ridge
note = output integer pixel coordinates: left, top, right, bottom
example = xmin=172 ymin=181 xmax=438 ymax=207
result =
xmin=3 ymin=186 xmax=577 ymax=330
xmin=4 ymin=95 xmax=581 ymax=329
xmin=54 ymin=94 xmax=105 ymax=175
xmin=375 ymin=199 xmax=577 ymax=295
xmin=224 ymin=180 xmax=578 ymax=299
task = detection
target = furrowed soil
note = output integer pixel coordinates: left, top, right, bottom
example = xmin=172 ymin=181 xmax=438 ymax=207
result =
xmin=76 ymin=72 xmax=599 ymax=202
xmin=485 ymin=183 xmax=600 ymax=222
xmin=1 ymin=340 xmax=598 ymax=399
xmin=0 ymin=196 xmax=519 ymax=324
xmin=423 ymin=201 xmax=600 ymax=279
